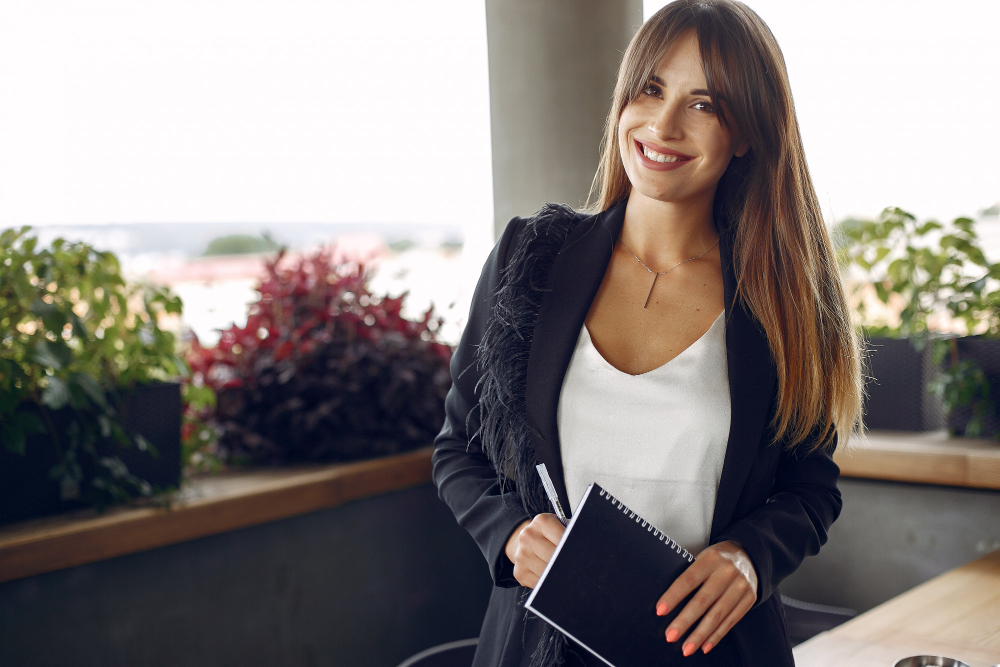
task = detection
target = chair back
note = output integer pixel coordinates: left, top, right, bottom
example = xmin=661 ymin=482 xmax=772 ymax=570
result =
xmin=396 ymin=638 xmax=478 ymax=667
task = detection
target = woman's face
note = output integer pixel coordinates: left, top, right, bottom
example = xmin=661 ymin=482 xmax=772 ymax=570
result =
xmin=617 ymin=30 xmax=747 ymax=208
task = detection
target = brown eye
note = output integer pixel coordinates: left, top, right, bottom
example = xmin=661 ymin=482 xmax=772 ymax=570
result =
xmin=643 ymin=83 xmax=662 ymax=98
xmin=693 ymin=101 xmax=715 ymax=112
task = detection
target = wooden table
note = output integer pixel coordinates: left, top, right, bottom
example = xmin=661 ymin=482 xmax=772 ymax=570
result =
xmin=794 ymin=549 xmax=1000 ymax=667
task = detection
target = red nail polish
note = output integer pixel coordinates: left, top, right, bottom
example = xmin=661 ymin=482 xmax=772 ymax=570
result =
xmin=666 ymin=628 xmax=680 ymax=643
xmin=702 ymin=642 xmax=713 ymax=654
xmin=682 ymin=642 xmax=696 ymax=657
xmin=656 ymin=603 xmax=668 ymax=616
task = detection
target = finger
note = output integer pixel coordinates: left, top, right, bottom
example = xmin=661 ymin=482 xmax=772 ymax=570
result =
xmin=520 ymin=526 xmax=559 ymax=564
xmin=681 ymin=582 xmax=748 ymax=656
xmin=512 ymin=560 xmax=539 ymax=589
xmin=512 ymin=539 xmax=553 ymax=583
xmin=533 ymin=513 xmax=567 ymax=544
xmin=663 ymin=570 xmax=730 ymax=643
xmin=513 ymin=549 xmax=552 ymax=589
xmin=699 ymin=593 xmax=755 ymax=655
xmin=656 ymin=557 xmax=711 ymax=616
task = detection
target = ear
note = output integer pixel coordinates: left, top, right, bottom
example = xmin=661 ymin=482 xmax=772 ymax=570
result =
xmin=734 ymin=140 xmax=751 ymax=158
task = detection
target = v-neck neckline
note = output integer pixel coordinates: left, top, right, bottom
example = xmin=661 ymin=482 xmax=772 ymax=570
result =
xmin=581 ymin=310 xmax=725 ymax=378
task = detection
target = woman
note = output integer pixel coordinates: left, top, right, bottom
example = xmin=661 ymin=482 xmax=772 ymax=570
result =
xmin=432 ymin=1 xmax=862 ymax=665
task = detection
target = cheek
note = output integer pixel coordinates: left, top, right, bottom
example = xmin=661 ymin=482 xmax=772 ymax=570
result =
xmin=617 ymin=111 xmax=641 ymax=172
xmin=689 ymin=132 xmax=733 ymax=178
xmin=617 ymin=106 xmax=642 ymax=151
xmin=616 ymin=121 xmax=631 ymax=160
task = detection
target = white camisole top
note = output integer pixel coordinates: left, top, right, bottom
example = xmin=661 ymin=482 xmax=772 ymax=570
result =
xmin=556 ymin=311 xmax=731 ymax=553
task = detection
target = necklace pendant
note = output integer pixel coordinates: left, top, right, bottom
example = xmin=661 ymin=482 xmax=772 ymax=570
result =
xmin=643 ymin=274 xmax=659 ymax=309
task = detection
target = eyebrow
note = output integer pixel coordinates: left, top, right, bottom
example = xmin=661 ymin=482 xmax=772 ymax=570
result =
xmin=649 ymin=75 xmax=711 ymax=97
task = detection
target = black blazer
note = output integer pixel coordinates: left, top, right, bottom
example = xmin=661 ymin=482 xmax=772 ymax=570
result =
xmin=432 ymin=199 xmax=842 ymax=667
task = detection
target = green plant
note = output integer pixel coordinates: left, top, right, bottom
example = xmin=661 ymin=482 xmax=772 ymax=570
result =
xmin=180 ymin=380 xmax=222 ymax=473
xmin=0 ymin=226 xmax=186 ymax=507
xmin=928 ymin=340 xmax=994 ymax=437
xmin=838 ymin=207 xmax=1000 ymax=437
xmin=837 ymin=207 xmax=1000 ymax=339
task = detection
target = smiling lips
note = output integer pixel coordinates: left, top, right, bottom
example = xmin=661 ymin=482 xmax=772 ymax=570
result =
xmin=634 ymin=139 xmax=694 ymax=171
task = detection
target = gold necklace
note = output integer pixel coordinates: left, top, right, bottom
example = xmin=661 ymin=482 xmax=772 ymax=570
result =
xmin=617 ymin=235 xmax=720 ymax=309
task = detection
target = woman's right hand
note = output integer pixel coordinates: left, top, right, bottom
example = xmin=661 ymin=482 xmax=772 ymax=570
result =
xmin=505 ymin=513 xmax=566 ymax=588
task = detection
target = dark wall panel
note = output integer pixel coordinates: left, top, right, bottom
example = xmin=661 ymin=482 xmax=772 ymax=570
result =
xmin=780 ymin=477 xmax=1000 ymax=613
xmin=5 ymin=477 xmax=999 ymax=666
xmin=0 ymin=484 xmax=492 ymax=667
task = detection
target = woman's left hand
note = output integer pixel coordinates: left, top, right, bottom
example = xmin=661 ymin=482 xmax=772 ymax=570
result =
xmin=655 ymin=540 xmax=758 ymax=657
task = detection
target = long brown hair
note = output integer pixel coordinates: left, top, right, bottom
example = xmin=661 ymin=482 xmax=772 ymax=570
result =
xmin=589 ymin=0 xmax=862 ymax=451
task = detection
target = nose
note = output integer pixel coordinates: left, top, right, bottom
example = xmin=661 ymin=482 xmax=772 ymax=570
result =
xmin=648 ymin=97 xmax=684 ymax=142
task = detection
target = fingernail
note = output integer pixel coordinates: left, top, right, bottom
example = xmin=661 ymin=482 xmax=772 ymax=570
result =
xmin=656 ymin=603 xmax=668 ymax=616
xmin=666 ymin=628 xmax=680 ymax=643
xmin=682 ymin=642 xmax=696 ymax=657
xmin=702 ymin=642 xmax=713 ymax=654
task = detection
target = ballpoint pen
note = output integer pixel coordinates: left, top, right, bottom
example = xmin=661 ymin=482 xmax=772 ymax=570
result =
xmin=535 ymin=463 xmax=568 ymax=525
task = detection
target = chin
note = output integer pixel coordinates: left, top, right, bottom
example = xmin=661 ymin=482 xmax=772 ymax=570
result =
xmin=632 ymin=181 xmax=685 ymax=204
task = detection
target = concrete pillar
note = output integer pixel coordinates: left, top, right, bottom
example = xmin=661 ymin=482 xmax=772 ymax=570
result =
xmin=486 ymin=0 xmax=644 ymax=240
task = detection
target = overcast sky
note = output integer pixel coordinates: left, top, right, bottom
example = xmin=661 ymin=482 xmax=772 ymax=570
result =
xmin=0 ymin=0 xmax=996 ymax=241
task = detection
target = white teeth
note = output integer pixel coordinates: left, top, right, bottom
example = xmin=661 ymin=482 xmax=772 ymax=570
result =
xmin=643 ymin=145 xmax=681 ymax=163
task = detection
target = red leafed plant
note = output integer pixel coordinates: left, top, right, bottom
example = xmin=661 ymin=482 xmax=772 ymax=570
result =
xmin=185 ymin=247 xmax=453 ymax=465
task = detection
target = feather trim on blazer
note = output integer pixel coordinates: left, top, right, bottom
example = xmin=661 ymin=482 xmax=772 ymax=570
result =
xmin=476 ymin=202 xmax=579 ymax=518
xmin=474 ymin=203 xmax=580 ymax=667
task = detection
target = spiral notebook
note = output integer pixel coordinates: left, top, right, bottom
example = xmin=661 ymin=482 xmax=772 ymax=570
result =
xmin=524 ymin=483 xmax=696 ymax=667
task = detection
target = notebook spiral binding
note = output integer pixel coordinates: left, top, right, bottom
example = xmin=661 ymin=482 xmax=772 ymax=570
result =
xmin=597 ymin=487 xmax=695 ymax=563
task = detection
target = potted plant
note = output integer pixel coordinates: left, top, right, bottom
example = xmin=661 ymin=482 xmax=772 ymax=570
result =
xmin=838 ymin=207 xmax=1000 ymax=434
xmin=185 ymin=247 xmax=452 ymax=465
xmin=0 ymin=227 xmax=187 ymax=524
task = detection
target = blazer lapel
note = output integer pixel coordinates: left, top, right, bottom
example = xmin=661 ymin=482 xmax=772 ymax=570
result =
xmin=710 ymin=224 xmax=777 ymax=538
xmin=522 ymin=198 xmax=775 ymax=533
xmin=525 ymin=200 xmax=627 ymax=515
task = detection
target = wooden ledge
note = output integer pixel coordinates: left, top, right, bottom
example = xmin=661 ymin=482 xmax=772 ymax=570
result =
xmin=835 ymin=431 xmax=1000 ymax=491
xmin=794 ymin=549 xmax=1000 ymax=666
xmin=4 ymin=432 xmax=996 ymax=585
xmin=0 ymin=447 xmax=433 ymax=584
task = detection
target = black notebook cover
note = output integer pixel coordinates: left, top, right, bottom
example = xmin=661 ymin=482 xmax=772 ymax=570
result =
xmin=524 ymin=483 xmax=696 ymax=667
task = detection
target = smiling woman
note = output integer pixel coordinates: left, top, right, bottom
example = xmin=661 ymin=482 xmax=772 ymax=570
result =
xmin=432 ymin=1 xmax=862 ymax=666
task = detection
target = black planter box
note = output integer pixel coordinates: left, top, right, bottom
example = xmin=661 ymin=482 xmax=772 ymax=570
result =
xmin=946 ymin=337 xmax=1000 ymax=437
xmin=863 ymin=337 xmax=944 ymax=431
xmin=0 ymin=382 xmax=181 ymax=526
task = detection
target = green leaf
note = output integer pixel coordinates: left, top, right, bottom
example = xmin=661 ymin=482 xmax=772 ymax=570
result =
xmin=953 ymin=217 xmax=975 ymax=233
xmin=69 ymin=312 xmax=89 ymax=340
xmin=41 ymin=377 xmax=70 ymax=409
xmin=97 ymin=414 xmax=112 ymax=438
xmin=30 ymin=339 xmax=73 ymax=370
xmin=69 ymin=372 xmax=107 ymax=408
xmin=886 ymin=258 xmax=908 ymax=283
xmin=133 ymin=433 xmax=158 ymax=457
xmin=99 ymin=455 xmax=130 ymax=478
xmin=30 ymin=299 xmax=67 ymax=333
